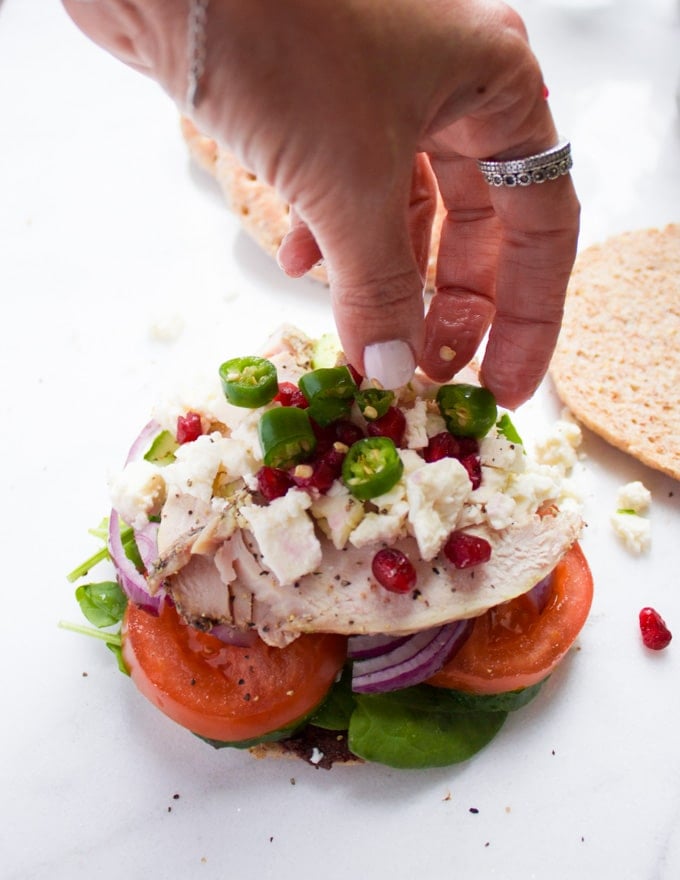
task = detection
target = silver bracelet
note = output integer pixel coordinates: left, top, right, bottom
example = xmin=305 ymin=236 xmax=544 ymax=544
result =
xmin=186 ymin=0 xmax=210 ymax=111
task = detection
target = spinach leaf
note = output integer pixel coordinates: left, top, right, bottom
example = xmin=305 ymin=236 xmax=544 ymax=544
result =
xmin=348 ymin=687 xmax=507 ymax=769
xmin=310 ymin=667 xmax=356 ymax=730
xmin=75 ymin=581 xmax=128 ymax=628
xmin=433 ymin=680 xmax=546 ymax=713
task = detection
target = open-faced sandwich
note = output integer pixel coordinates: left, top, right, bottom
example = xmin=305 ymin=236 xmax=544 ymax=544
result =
xmin=67 ymin=327 xmax=593 ymax=769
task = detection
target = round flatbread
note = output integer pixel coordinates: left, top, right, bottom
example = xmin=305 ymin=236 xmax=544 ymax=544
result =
xmin=181 ymin=117 xmax=442 ymax=291
xmin=549 ymin=224 xmax=680 ymax=480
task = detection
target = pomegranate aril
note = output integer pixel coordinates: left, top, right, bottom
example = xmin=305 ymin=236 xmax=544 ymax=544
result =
xmin=176 ymin=411 xmax=203 ymax=444
xmin=256 ymin=466 xmax=295 ymax=502
xmin=372 ymin=548 xmax=417 ymax=594
xmin=639 ymin=607 xmax=672 ymax=650
xmin=334 ymin=419 xmax=364 ymax=447
xmin=444 ymin=531 xmax=492 ymax=569
xmin=367 ymin=406 xmax=406 ymax=447
xmin=424 ymin=432 xmax=461 ymax=463
xmin=274 ymin=381 xmax=308 ymax=408
xmin=460 ymin=453 xmax=482 ymax=489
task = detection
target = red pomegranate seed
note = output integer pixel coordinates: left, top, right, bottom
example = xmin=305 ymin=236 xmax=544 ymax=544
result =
xmin=367 ymin=406 xmax=406 ymax=446
xmin=444 ymin=531 xmax=492 ymax=569
xmin=291 ymin=453 xmax=342 ymax=495
xmin=371 ymin=548 xmax=417 ymax=593
xmin=256 ymin=466 xmax=295 ymax=502
xmin=334 ymin=419 xmax=365 ymax=447
xmin=176 ymin=411 xmax=203 ymax=444
xmin=639 ymin=607 xmax=672 ymax=650
xmin=274 ymin=381 xmax=308 ymax=408
xmin=424 ymin=432 xmax=461 ymax=463
xmin=460 ymin=453 xmax=482 ymax=489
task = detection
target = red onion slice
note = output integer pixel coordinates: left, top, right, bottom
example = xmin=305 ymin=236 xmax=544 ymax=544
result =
xmin=525 ymin=572 xmax=554 ymax=613
xmin=351 ymin=620 xmax=473 ymax=694
xmin=108 ymin=509 xmax=161 ymax=613
xmin=125 ymin=419 xmax=162 ymax=464
xmin=209 ymin=623 xmax=261 ymax=648
xmin=348 ymin=633 xmax=411 ymax=661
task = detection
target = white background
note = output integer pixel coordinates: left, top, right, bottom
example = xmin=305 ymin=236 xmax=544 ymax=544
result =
xmin=1 ymin=1 xmax=679 ymax=878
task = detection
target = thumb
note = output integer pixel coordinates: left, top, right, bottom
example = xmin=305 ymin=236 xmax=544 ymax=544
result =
xmin=312 ymin=155 xmax=437 ymax=389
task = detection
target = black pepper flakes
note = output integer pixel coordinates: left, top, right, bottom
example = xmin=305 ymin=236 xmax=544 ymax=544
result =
xmin=469 ymin=807 xmax=479 ymax=814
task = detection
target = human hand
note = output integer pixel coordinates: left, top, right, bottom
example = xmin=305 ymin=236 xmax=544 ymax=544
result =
xmin=63 ymin=0 xmax=579 ymax=408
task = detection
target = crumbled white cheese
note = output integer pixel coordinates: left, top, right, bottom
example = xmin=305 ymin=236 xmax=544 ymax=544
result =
xmin=534 ymin=417 xmax=582 ymax=476
xmin=148 ymin=313 xmax=184 ymax=343
xmin=480 ymin=435 xmax=525 ymax=473
xmin=484 ymin=492 xmax=517 ymax=530
xmin=617 ymin=480 xmax=651 ymax=514
xmin=403 ymin=398 xmax=429 ymax=450
xmin=610 ymin=510 xmax=651 ymax=554
xmin=349 ymin=512 xmax=405 ymax=548
xmin=163 ymin=433 xmax=235 ymax=504
xmin=239 ymin=489 xmax=322 ymax=585
xmin=311 ymin=483 xmax=365 ymax=549
xmin=406 ymin=457 xmax=472 ymax=560
xmin=109 ymin=459 xmax=166 ymax=530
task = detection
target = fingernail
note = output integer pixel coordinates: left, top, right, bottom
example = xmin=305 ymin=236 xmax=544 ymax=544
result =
xmin=363 ymin=340 xmax=415 ymax=390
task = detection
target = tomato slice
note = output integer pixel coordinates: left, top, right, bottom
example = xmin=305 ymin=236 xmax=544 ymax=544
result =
xmin=428 ymin=542 xmax=593 ymax=694
xmin=122 ymin=601 xmax=347 ymax=742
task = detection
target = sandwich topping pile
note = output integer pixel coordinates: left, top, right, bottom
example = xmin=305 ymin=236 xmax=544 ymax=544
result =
xmin=68 ymin=327 xmax=593 ymax=769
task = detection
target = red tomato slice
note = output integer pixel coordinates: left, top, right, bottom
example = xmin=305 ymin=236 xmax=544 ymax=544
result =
xmin=428 ymin=542 xmax=593 ymax=694
xmin=122 ymin=601 xmax=347 ymax=742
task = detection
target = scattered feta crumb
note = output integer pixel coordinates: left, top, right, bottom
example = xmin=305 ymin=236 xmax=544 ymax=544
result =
xmin=310 ymin=747 xmax=324 ymax=765
xmin=610 ymin=510 xmax=651 ymax=554
xmin=617 ymin=480 xmax=651 ymax=514
xmin=148 ymin=313 xmax=185 ymax=342
xmin=109 ymin=459 xmax=165 ymax=530
xmin=534 ymin=416 xmax=582 ymax=476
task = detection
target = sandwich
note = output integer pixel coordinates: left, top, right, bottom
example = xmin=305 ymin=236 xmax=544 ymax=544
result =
xmin=67 ymin=326 xmax=592 ymax=769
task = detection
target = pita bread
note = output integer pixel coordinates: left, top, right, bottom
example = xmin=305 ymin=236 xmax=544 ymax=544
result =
xmin=549 ymin=224 xmax=680 ymax=480
xmin=181 ymin=117 xmax=442 ymax=290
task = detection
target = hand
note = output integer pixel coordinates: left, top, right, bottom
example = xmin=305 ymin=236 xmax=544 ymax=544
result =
xmin=63 ymin=0 xmax=579 ymax=408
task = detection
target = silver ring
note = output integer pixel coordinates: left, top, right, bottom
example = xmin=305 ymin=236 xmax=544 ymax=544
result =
xmin=477 ymin=139 xmax=573 ymax=187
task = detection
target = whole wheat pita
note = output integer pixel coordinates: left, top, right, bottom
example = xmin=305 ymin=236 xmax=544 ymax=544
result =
xmin=549 ymin=224 xmax=680 ymax=480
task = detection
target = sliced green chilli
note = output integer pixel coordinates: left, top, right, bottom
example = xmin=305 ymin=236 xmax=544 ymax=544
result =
xmin=219 ymin=356 xmax=278 ymax=408
xmin=355 ymin=388 xmax=395 ymax=421
xmin=298 ymin=366 xmax=357 ymax=426
xmin=342 ymin=436 xmax=403 ymax=500
xmin=436 ymin=383 xmax=497 ymax=439
xmin=258 ymin=406 xmax=317 ymax=469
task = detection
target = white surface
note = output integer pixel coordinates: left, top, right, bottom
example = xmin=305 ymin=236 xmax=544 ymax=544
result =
xmin=1 ymin=1 xmax=679 ymax=878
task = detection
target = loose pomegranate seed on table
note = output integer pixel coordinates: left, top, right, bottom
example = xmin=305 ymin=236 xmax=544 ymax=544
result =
xmin=176 ymin=411 xmax=203 ymax=444
xmin=444 ymin=531 xmax=492 ymax=569
xmin=639 ymin=607 xmax=672 ymax=650
xmin=372 ymin=548 xmax=417 ymax=593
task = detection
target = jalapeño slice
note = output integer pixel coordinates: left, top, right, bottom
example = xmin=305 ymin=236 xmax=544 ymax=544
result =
xmin=342 ymin=436 xmax=403 ymax=501
xmin=258 ymin=406 xmax=317 ymax=469
xmin=436 ymin=383 xmax=497 ymax=439
xmin=298 ymin=366 xmax=357 ymax=426
xmin=219 ymin=356 xmax=278 ymax=408
xmin=355 ymin=388 xmax=395 ymax=421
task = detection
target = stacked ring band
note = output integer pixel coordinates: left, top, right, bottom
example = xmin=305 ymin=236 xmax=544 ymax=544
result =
xmin=477 ymin=139 xmax=573 ymax=187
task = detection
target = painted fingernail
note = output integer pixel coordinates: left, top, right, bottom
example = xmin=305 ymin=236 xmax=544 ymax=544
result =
xmin=363 ymin=340 xmax=415 ymax=390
